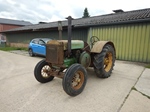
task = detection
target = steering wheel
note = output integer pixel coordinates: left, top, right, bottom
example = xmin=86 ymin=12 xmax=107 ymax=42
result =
xmin=90 ymin=36 xmax=100 ymax=47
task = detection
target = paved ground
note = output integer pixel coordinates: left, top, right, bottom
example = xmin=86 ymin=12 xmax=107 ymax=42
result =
xmin=0 ymin=50 xmax=150 ymax=112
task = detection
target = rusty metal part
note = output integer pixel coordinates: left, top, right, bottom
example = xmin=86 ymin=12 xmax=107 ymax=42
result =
xmin=82 ymin=42 xmax=90 ymax=52
xmin=48 ymin=70 xmax=64 ymax=78
xmin=72 ymin=70 xmax=84 ymax=90
xmin=46 ymin=40 xmax=64 ymax=65
xmin=42 ymin=63 xmax=65 ymax=78
xmin=91 ymin=41 xmax=115 ymax=53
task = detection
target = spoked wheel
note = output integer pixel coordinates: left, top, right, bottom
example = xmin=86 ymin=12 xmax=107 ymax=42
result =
xmin=90 ymin=36 xmax=100 ymax=48
xmin=62 ymin=64 xmax=87 ymax=96
xmin=34 ymin=59 xmax=54 ymax=83
xmin=93 ymin=44 xmax=115 ymax=78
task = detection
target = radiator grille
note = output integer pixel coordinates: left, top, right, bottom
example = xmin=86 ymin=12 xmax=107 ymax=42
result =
xmin=46 ymin=44 xmax=64 ymax=65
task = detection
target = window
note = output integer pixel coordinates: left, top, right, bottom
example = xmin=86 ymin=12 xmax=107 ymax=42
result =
xmin=39 ymin=40 xmax=45 ymax=45
xmin=32 ymin=39 xmax=38 ymax=44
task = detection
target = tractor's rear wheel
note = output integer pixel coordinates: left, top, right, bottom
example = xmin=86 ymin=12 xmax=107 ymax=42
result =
xmin=93 ymin=44 xmax=115 ymax=78
xmin=62 ymin=64 xmax=87 ymax=96
xmin=34 ymin=59 xmax=54 ymax=83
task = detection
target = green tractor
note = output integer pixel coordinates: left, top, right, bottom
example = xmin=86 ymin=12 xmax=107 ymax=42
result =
xmin=34 ymin=16 xmax=116 ymax=96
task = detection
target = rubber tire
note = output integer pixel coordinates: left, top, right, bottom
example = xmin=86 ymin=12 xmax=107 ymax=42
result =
xmin=28 ymin=49 xmax=34 ymax=57
xmin=62 ymin=64 xmax=87 ymax=96
xmin=93 ymin=44 xmax=115 ymax=78
xmin=34 ymin=59 xmax=54 ymax=83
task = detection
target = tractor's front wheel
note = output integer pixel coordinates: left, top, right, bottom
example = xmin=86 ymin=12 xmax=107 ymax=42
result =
xmin=62 ymin=64 xmax=87 ymax=96
xmin=93 ymin=44 xmax=115 ymax=78
xmin=34 ymin=59 xmax=54 ymax=83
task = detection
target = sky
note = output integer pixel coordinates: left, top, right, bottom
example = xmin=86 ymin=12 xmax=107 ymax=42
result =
xmin=0 ymin=0 xmax=149 ymax=24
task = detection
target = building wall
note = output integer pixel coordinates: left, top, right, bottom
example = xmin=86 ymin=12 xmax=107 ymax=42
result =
xmin=6 ymin=22 xmax=150 ymax=63
xmin=6 ymin=28 xmax=88 ymax=47
xmin=88 ymin=23 xmax=150 ymax=63
xmin=0 ymin=24 xmax=23 ymax=44
xmin=0 ymin=24 xmax=22 ymax=32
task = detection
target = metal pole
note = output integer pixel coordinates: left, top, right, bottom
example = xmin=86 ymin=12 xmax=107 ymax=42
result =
xmin=66 ymin=16 xmax=73 ymax=55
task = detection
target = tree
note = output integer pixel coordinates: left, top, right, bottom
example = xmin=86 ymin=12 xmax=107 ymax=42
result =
xmin=82 ymin=8 xmax=90 ymax=18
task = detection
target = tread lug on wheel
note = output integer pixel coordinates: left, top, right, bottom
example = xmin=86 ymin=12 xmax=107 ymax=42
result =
xmin=34 ymin=59 xmax=54 ymax=83
xmin=93 ymin=44 xmax=115 ymax=78
xmin=62 ymin=64 xmax=87 ymax=96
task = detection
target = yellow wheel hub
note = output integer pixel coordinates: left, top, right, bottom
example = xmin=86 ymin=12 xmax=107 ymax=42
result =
xmin=104 ymin=52 xmax=113 ymax=72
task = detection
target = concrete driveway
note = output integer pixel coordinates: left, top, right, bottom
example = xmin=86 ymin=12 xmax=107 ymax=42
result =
xmin=0 ymin=50 xmax=149 ymax=112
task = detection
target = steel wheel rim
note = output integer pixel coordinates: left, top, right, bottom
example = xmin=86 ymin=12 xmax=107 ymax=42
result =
xmin=104 ymin=52 xmax=113 ymax=72
xmin=41 ymin=65 xmax=51 ymax=78
xmin=72 ymin=71 xmax=84 ymax=90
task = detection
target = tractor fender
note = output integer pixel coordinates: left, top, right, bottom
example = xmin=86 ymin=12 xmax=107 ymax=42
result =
xmin=91 ymin=41 xmax=115 ymax=53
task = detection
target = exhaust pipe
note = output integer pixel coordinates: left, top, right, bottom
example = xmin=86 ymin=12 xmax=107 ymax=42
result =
xmin=66 ymin=16 xmax=73 ymax=56
xmin=58 ymin=21 xmax=62 ymax=40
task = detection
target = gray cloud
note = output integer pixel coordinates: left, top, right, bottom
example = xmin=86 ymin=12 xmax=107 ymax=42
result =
xmin=0 ymin=0 xmax=149 ymax=24
xmin=0 ymin=0 xmax=56 ymax=23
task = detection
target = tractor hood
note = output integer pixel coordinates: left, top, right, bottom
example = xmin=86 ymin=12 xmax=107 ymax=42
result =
xmin=47 ymin=40 xmax=84 ymax=50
